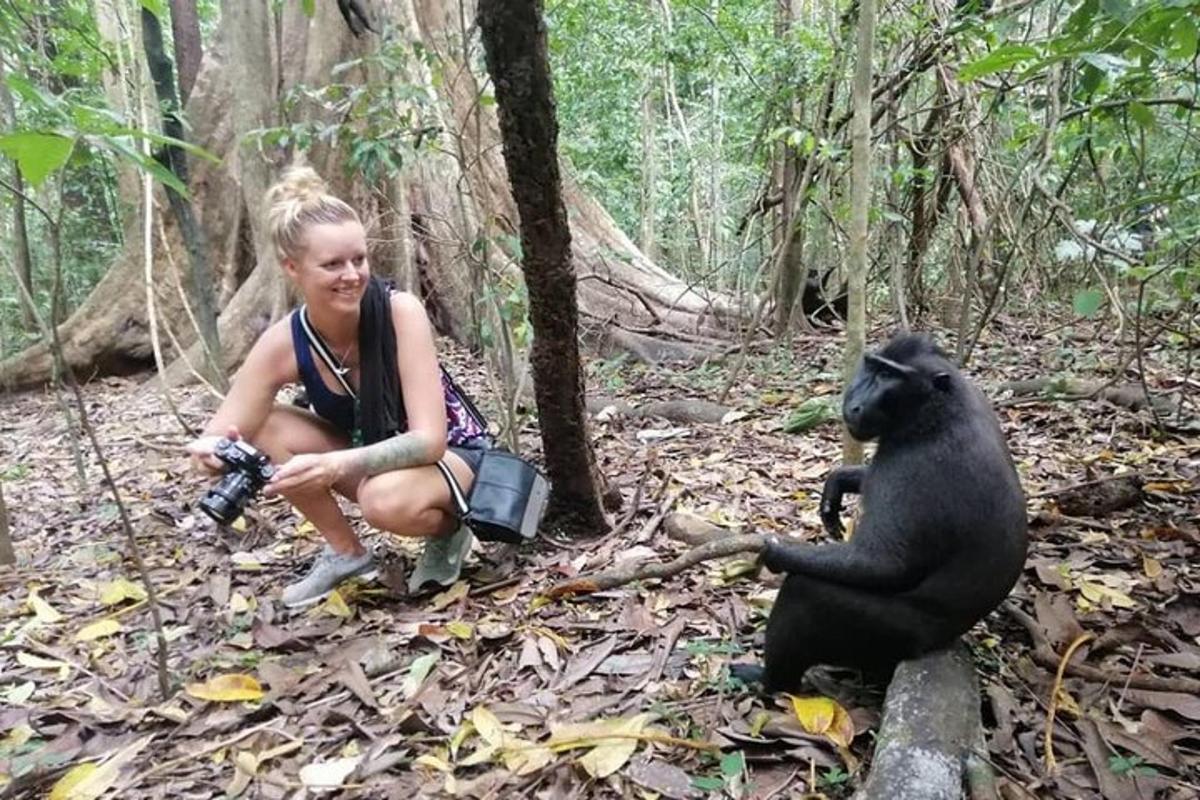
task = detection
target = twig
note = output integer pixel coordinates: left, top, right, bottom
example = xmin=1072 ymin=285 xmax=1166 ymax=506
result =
xmin=1043 ymin=632 xmax=1095 ymax=774
xmin=2 ymin=203 xmax=173 ymax=702
xmin=124 ymin=720 xmax=277 ymax=787
xmin=1006 ymin=603 xmax=1200 ymax=694
xmin=546 ymin=533 xmax=765 ymax=597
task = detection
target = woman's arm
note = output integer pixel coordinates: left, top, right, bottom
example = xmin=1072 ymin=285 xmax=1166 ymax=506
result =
xmin=339 ymin=292 xmax=448 ymax=478
xmin=187 ymin=321 xmax=293 ymax=473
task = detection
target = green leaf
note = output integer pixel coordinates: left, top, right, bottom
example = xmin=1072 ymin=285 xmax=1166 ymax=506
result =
xmin=959 ymin=45 xmax=1040 ymax=81
xmin=719 ymin=751 xmax=745 ymax=778
xmin=139 ymin=0 xmax=166 ymax=18
xmin=1127 ymin=101 xmax=1155 ymax=130
xmin=1073 ymin=289 xmax=1104 ymax=318
xmin=0 ymin=133 xmax=76 ymax=187
xmin=302 ymin=0 xmax=316 ymax=17
xmin=691 ymin=776 xmax=724 ymax=791
xmin=783 ymin=398 xmax=835 ymax=434
xmin=1171 ymin=16 xmax=1199 ymax=60
xmin=1099 ymin=0 xmax=1132 ymax=22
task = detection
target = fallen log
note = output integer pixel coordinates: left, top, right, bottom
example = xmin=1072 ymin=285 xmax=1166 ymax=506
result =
xmin=999 ymin=378 xmax=1174 ymax=415
xmin=855 ymin=643 xmax=984 ymax=800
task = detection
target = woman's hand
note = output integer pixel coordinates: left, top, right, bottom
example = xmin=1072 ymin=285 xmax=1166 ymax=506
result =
xmin=186 ymin=426 xmax=241 ymax=476
xmin=265 ymin=451 xmax=350 ymax=496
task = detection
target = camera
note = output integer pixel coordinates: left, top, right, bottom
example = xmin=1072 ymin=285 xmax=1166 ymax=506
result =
xmin=198 ymin=438 xmax=276 ymax=525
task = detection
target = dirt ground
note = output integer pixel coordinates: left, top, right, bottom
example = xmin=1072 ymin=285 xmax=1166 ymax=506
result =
xmin=1 ymin=321 xmax=1197 ymax=798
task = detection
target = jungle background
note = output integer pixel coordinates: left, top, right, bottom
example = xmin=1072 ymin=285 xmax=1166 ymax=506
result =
xmin=0 ymin=0 xmax=1197 ymax=797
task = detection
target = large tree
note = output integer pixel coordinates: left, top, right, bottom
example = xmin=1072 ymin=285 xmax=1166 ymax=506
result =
xmin=478 ymin=0 xmax=608 ymax=535
xmin=0 ymin=0 xmax=740 ymax=391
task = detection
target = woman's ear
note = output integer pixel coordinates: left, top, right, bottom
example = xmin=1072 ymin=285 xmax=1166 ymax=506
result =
xmin=280 ymin=257 xmax=298 ymax=279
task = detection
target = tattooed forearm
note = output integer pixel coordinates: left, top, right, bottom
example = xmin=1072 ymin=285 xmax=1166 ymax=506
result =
xmin=343 ymin=432 xmax=437 ymax=477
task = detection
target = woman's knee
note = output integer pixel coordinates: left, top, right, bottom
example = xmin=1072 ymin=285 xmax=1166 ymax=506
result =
xmin=358 ymin=477 xmax=429 ymax=533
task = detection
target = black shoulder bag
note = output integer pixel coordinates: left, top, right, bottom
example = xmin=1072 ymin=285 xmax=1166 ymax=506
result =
xmin=299 ymin=303 xmax=548 ymax=545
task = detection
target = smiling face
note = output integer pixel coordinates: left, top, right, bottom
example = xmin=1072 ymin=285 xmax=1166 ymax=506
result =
xmin=282 ymin=221 xmax=370 ymax=313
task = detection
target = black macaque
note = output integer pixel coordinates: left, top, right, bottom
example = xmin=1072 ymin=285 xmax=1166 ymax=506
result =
xmin=801 ymin=269 xmax=848 ymax=325
xmin=336 ymin=0 xmax=377 ymax=36
xmin=736 ymin=334 xmax=1027 ymax=693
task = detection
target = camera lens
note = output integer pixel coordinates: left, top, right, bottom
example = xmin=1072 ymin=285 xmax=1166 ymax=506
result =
xmin=198 ymin=472 xmax=254 ymax=525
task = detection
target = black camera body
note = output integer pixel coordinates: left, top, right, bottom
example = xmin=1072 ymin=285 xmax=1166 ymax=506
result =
xmin=198 ymin=438 xmax=276 ymax=525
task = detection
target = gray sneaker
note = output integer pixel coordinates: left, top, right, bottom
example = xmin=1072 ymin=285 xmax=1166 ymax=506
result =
xmin=408 ymin=524 xmax=473 ymax=594
xmin=282 ymin=545 xmax=377 ymax=608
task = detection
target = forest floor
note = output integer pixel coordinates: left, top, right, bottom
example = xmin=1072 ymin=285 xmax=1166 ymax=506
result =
xmin=1 ymin=318 xmax=1198 ymax=799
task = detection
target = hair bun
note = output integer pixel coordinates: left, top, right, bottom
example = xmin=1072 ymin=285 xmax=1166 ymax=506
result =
xmin=267 ymin=165 xmax=328 ymax=207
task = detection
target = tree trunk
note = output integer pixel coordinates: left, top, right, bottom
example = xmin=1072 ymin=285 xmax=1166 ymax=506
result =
xmin=0 ymin=0 xmax=742 ymax=392
xmin=0 ymin=480 xmax=13 ymax=566
xmin=0 ymin=56 xmax=37 ymax=332
xmin=478 ymin=0 xmax=608 ymax=536
xmin=638 ymin=36 xmax=657 ymax=261
xmin=842 ymin=0 xmax=875 ymax=465
xmin=168 ymin=0 xmax=203 ymax=104
xmin=141 ymin=6 xmax=226 ymax=390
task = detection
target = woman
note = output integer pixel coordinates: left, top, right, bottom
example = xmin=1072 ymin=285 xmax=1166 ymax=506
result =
xmin=187 ymin=167 xmax=484 ymax=607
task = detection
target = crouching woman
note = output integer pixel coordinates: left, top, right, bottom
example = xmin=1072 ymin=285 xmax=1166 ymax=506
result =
xmin=186 ymin=166 xmax=486 ymax=606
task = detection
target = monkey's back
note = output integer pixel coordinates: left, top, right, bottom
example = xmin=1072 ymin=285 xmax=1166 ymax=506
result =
xmin=857 ymin=381 xmax=1027 ymax=635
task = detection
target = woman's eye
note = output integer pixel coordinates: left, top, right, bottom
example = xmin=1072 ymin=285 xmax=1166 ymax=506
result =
xmin=352 ymin=255 xmax=365 ymax=266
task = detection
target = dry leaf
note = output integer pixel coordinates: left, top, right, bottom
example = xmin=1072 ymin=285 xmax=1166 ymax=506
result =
xmin=322 ymin=589 xmax=352 ymax=618
xmin=789 ymin=695 xmax=856 ymax=748
xmin=16 ymin=651 xmax=71 ymax=680
xmin=49 ymin=763 xmax=99 ymax=800
xmin=27 ymin=589 xmax=63 ymax=624
xmin=298 ymin=756 xmax=361 ymax=792
xmin=1077 ymin=580 xmax=1136 ymax=609
xmin=185 ymin=674 xmax=265 ymax=703
xmin=445 ymin=620 xmax=474 ymax=639
xmin=429 ymin=581 xmax=470 ymax=612
xmin=75 ymin=619 xmax=122 ymax=642
xmin=3 ymin=681 xmax=35 ymax=704
xmin=548 ymin=714 xmax=652 ymax=779
xmin=98 ymin=578 xmax=147 ymax=606
xmin=49 ymin=736 xmax=152 ymax=800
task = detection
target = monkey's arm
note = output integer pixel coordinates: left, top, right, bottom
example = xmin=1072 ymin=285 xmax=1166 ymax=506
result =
xmin=819 ymin=466 xmax=867 ymax=538
xmin=762 ymin=537 xmax=926 ymax=592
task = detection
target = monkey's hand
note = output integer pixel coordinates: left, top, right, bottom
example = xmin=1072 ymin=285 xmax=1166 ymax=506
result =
xmin=819 ymin=500 xmax=844 ymax=538
xmin=761 ymin=535 xmax=799 ymax=574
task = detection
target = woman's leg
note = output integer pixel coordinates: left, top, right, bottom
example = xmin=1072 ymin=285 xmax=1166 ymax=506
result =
xmin=252 ymin=405 xmax=366 ymax=556
xmin=356 ymin=449 xmax=475 ymax=537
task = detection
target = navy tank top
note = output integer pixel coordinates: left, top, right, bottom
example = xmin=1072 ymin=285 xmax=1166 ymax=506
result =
xmin=290 ymin=310 xmax=356 ymax=435
xmin=289 ymin=308 xmax=487 ymax=445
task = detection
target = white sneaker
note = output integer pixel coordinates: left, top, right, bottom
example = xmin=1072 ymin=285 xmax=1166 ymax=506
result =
xmin=281 ymin=545 xmax=377 ymax=608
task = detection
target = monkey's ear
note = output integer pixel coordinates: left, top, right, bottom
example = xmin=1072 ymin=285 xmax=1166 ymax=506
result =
xmin=932 ymin=372 xmax=952 ymax=392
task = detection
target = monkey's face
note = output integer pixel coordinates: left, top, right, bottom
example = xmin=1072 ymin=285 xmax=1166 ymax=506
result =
xmin=842 ymin=355 xmax=929 ymax=441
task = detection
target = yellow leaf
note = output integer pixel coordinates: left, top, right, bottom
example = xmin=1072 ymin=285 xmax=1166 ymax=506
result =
xmin=99 ymin=578 xmax=147 ymax=606
xmin=53 ymin=736 xmax=152 ymax=800
xmin=789 ymin=695 xmax=855 ymax=748
xmin=295 ymin=519 xmax=317 ymax=535
xmin=1078 ymin=580 xmax=1136 ymax=609
xmin=576 ymin=716 xmax=649 ymax=779
xmin=322 ymin=590 xmax=352 ymax=618
xmin=185 ymin=674 xmax=265 ymax=703
xmin=3 ymin=725 xmax=33 ymax=750
xmin=414 ymin=753 xmax=452 ymax=772
xmin=75 ymin=619 xmax=122 ymax=642
xmin=230 ymin=592 xmax=252 ymax=614
xmin=3 ymin=682 xmax=34 ymax=705
xmin=16 ymin=651 xmax=70 ymax=680
xmin=458 ymin=743 xmax=499 ymax=767
xmin=49 ymin=763 xmax=98 ymax=800
xmin=27 ymin=590 xmax=63 ymax=624
xmin=231 ymin=516 xmax=248 ymax=532
xmin=471 ymin=706 xmax=506 ymax=747
xmin=1143 ymin=555 xmax=1163 ymax=579
xmin=445 ymin=620 xmax=474 ymax=640
xmin=502 ymin=740 xmax=555 ymax=776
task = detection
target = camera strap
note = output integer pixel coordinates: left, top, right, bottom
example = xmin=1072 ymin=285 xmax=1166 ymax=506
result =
xmin=299 ymin=305 xmax=357 ymax=400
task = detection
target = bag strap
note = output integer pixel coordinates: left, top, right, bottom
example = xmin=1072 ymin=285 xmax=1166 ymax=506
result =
xmin=436 ymin=460 xmax=470 ymax=517
xmin=299 ymin=305 xmax=357 ymax=400
xmin=440 ymin=365 xmax=490 ymax=436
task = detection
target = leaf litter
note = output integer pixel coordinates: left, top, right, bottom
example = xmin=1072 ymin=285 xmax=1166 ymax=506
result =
xmin=0 ymin=324 xmax=1197 ymax=798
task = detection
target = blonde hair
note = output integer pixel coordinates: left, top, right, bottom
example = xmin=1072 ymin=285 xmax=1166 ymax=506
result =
xmin=266 ymin=166 xmax=360 ymax=262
